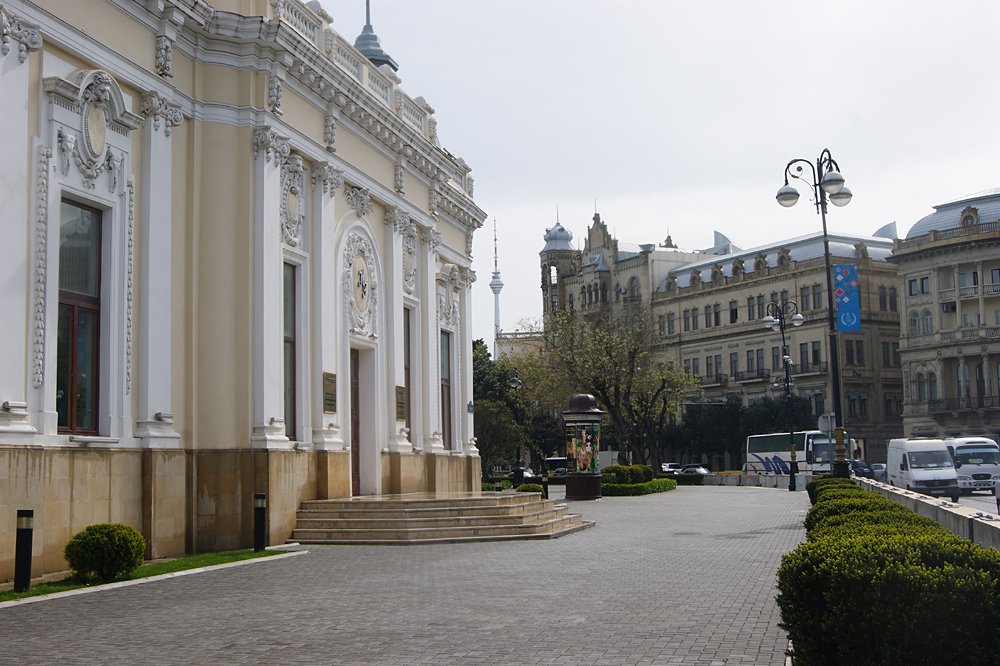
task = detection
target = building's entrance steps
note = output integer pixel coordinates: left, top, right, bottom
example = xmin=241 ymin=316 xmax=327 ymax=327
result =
xmin=288 ymin=492 xmax=594 ymax=544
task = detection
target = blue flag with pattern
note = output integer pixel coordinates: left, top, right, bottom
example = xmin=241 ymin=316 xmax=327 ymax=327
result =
xmin=834 ymin=264 xmax=861 ymax=331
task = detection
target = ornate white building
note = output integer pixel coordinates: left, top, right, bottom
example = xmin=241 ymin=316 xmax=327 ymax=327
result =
xmin=0 ymin=0 xmax=485 ymax=580
xmin=892 ymin=188 xmax=1000 ymax=440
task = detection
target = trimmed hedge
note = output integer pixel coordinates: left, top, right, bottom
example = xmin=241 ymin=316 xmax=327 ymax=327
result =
xmin=805 ymin=474 xmax=854 ymax=504
xmin=778 ymin=483 xmax=1000 ymax=665
xmin=64 ymin=523 xmax=146 ymax=583
xmin=515 ymin=483 xmax=543 ymax=493
xmin=601 ymin=477 xmax=677 ymax=496
xmin=672 ymin=472 xmax=705 ymax=486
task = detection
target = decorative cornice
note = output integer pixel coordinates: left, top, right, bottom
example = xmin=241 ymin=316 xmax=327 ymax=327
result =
xmin=343 ymin=183 xmax=372 ymax=218
xmin=280 ymin=154 xmax=304 ymax=246
xmin=140 ymin=91 xmax=183 ymax=136
xmin=125 ymin=178 xmax=135 ymax=394
xmin=155 ymin=35 xmax=173 ymax=78
xmin=32 ymin=145 xmax=51 ymax=388
xmin=253 ymin=126 xmax=290 ymax=163
xmin=311 ymin=161 xmax=343 ymax=195
xmin=1 ymin=3 xmax=42 ymax=63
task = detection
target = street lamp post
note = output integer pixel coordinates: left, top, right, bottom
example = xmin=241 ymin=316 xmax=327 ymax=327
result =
xmin=763 ymin=301 xmax=804 ymax=491
xmin=776 ymin=149 xmax=852 ymax=479
xmin=509 ymin=377 xmax=525 ymax=486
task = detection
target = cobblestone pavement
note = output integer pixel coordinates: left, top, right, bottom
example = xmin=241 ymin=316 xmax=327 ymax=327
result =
xmin=0 ymin=485 xmax=809 ymax=665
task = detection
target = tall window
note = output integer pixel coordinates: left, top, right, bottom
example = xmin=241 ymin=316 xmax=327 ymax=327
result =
xmin=908 ymin=311 xmax=920 ymax=336
xmin=283 ymin=263 xmax=297 ymax=439
xmin=772 ymin=346 xmax=781 ymax=371
xmin=667 ymin=312 xmax=675 ymax=334
xmin=746 ymin=350 xmax=756 ymax=372
xmin=756 ymin=295 xmax=765 ymax=319
xmin=812 ymin=284 xmax=822 ymax=310
xmin=921 ymin=310 xmax=932 ymax=335
xmin=729 ymin=300 xmax=738 ymax=324
xmin=917 ymin=373 xmax=926 ymax=401
xmin=888 ymin=287 xmax=897 ymax=311
xmin=440 ymin=331 xmax=452 ymax=449
xmin=58 ymin=201 xmax=102 ymax=433
xmin=928 ymin=372 xmax=937 ymax=400
xmin=747 ymin=296 xmax=756 ymax=321
xmin=704 ymin=305 xmax=712 ymax=328
xmin=756 ymin=348 xmax=765 ymax=372
xmin=729 ymin=352 xmax=739 ymax=375
xmin=811 ymin=341 xmax=821 ymax=365
xmin=683 ymin=309 xmax=690 ymax=332
xmin=878 ymin=286 xmax=887 ymax=310
xmin=799 ymin=342 xmax=809 ymax=368
xmin=713 ymin=303 xmax=721 ymax=327
xmin=799 ymin=286 xmax=810 ymax=311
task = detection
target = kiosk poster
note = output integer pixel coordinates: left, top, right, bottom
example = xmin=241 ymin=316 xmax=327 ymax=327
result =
xmin=573 ymin=424 xmax=600 ymax=473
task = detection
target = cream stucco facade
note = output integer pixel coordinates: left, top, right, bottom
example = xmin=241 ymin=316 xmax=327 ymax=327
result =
xmin=0 ymin=0 xmax=485 ymax=581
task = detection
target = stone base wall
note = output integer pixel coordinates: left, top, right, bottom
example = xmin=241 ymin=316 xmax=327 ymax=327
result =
xmin=1 ymin=445 xmax=481 ymax=583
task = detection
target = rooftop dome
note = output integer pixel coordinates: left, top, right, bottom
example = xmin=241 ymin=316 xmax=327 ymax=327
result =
xmin=906 ymin=187 xmax=1000 ymax=239
xmin=354 ymin=1 xmax=398 ymax=72
xmin=541 ymin=222 xmax=574 ymax=252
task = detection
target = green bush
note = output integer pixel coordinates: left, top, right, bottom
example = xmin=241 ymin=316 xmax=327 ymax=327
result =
xmin=805 ymin=474 xmax=854 ymax=504
xmin=672 ymin=472 xmax=705 ymax=486
xmin=482 ymin=479 xmax=513 ymax=491
xmin=812 ymin=485 xmax=869 ymax=504
xmin=64 ymin=523 xmax=146 ymax=583
xmin=602 ymin=477 xmax=676 ymax=496
xmin=803 ymin=495 xmax=909 ymax=532
xmin=778 ymin=532 xmax=1000 ymax=665
xmin=807 ymin=510 xmax=944 ymax=542
xmin=515 ymin=483 xmax=543 ymax=493
xmin=627 ymin=464 xmax=654 ymax=483
xmin=601 ymin=465 xmax=630 ymax=484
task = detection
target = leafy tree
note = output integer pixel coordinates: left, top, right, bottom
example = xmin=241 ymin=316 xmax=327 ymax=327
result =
xmin=540 ymin=308 xmax=699 ymax=467
xmin=472 ymin=399 xmax=525 ymax=478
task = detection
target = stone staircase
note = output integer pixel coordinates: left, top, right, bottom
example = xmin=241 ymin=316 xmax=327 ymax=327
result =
xmin=288 ymin=492 xmax=594 ymax=545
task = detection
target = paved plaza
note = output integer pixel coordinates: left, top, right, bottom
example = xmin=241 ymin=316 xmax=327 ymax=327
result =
xmin=0 ymin=485 xmax=809 ymax=665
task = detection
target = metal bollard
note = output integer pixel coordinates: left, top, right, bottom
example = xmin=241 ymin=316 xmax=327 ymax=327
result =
xmin=541 ymin=475 xmax=549 ymax=500
xmin=494 ymin=480 xmax=501 ymax=493
xmin=253 ymin=493 xmax=266 ymax=552
xmin=14 ymin=509 xmax=34 ymax=593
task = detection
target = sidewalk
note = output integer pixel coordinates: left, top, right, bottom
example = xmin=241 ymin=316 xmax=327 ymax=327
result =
xmin=0 ymin=485 xmax=809 ymax=665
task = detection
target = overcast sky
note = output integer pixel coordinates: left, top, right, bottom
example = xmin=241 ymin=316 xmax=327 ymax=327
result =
xmin=321 ymin=0 xmax=1000 ymax=351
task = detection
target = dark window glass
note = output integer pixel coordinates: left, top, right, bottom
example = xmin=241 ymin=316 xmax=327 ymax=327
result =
xmin=283 ymin=263 xmax=297 ymax=439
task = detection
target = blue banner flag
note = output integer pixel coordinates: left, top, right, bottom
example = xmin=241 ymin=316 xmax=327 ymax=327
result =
xmin=833 ymin=264 xmax=861 ymax=331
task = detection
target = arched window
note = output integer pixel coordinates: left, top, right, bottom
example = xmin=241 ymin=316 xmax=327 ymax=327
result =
xmin=917 ymin=373 xmax=926 ymax=402
xmin=928 ymin=372 xmax=938 ymax=400
xmin=908 ymin=311 xmax=920 ymax=336
xmin=629 ymin=276 xmax=640 ymax=302
xmin=921 ymin=309 xmax=933 ymax=335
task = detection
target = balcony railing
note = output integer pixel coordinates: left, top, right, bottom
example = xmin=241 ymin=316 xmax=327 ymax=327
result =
xmin=927 ymin=396 xmax=1000 ymax=412
xmin=959 ymin=285 xmax=980 ymax=299
xmin=895 ymin=219 xmax=1000 ymax=250
xmin=734 ymin=369 xmax=770 ymax=383
xmin=699 ymin=373 xmax=728 ymax=387
xmin=792 ymin=361 xmax=827 ymax=375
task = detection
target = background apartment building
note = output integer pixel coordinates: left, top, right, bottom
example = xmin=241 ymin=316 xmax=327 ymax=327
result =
xmin=540 ymin=214 xmax=903 ymax=467
xmin=892 ymin=189 xmax=1000 ymax=441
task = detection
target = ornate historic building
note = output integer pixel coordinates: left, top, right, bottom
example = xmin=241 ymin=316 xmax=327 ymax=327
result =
xmin=540 ymin=214 xmax=903 ymax=468
xmin=0 ymin=0 xmax=485 ymax=580
xmin=892 ymin=189 xmax=1000 ymax=440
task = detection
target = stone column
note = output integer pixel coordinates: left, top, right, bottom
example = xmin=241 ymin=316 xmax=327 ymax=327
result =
xmin=310 ymin=162 xmax=345 ymax=450
xmin=384 ymin=207 xmax=411 ymax=452
xmin=135 ymin=91 xmax=183 ymax=447
xmin=419 ymin=227 xmax=444 ymax=453
xmin=0 ymin=7 xmax=41 ymax=434
xmin=250 ymin=127 xmax=291 ymax=448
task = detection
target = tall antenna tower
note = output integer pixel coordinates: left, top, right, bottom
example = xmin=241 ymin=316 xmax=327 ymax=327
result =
xmin=488 ymin=219 xmax=504 ymax=358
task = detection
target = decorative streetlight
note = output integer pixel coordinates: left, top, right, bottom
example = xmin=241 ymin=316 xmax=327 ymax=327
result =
xmin=776 ymin=149 xmax=852 ymax=479
xmin=763 ymin=301 xmax=804 ymax=491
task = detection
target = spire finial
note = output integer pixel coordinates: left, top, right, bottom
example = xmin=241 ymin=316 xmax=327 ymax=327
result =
xmin=365 ymin=0 xmax=371 ymax=26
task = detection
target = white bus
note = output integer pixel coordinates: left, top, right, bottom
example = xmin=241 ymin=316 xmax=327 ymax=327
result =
xmin=744 ymin=430 xmax=839 ymax=475
xmin=948 ymin=436 xmax=1000 ymax=495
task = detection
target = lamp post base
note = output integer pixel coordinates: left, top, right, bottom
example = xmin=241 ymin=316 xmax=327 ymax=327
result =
xmin=831 ymin=460 xmax=850 ymax=479
xmin=788 ymin=460 xmax=799 ymax=491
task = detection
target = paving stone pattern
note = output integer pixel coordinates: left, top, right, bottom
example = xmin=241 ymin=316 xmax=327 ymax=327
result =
xmin=0 ymin=485 xmax=809 ymax=665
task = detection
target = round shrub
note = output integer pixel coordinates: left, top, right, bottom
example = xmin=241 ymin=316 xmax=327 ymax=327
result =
xmin=807 ymin=510 xmax=943 ymax=542
xmin=673 ymin=472 xmax=704 ymax=485
xmin=601 ymin=465 xmax=630 ymax=484
xmin=778 ymin=532 xmax=1000 ymax=665
xmin=803 ymin=496 xmax=908 ymax=532
xmin=515 ymin=483 xmax=543 ymax=493
xmin=64 ymin=523 xmax=146 ymax=583
xmin=629 ymin=465 xmax=654 ymax=483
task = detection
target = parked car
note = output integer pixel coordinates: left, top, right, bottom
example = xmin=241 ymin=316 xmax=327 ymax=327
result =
xmin=870 ymin=463 xmax=887 ymax=481
xmin=661 ymin=462 xmax=683 ymax=474
xmin=681 ymin=465 xmax=713 ymax=475
xmin=849 ymin=459 xmax=874 ymax=479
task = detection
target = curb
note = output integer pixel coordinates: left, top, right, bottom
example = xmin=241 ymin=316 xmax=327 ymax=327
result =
xmin=0 ymin=548 xmax=309 ymax=610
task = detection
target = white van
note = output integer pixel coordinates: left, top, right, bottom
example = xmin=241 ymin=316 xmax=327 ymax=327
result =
xmin=886 ymin=438 xmax=960 ymax=502
xmin=947 ymin=436 xmax=1000 ymax=495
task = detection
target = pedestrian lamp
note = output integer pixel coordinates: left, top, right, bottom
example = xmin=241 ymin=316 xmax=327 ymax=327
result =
xmin=763 ymin=301 xmax=804 ymax=491
xmin=509 ymin=377 xmax=525 ymax=486
xmin=563 ymin=393 xmax=604 ymax=501
xmin=776 ymin=148 xmax=852 ymax=479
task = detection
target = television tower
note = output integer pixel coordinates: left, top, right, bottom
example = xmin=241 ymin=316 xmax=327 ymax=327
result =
xmin=488 ymin=219 xmax=504 ymax=358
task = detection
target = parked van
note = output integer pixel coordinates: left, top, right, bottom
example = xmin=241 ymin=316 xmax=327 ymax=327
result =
xmin=886 ymin=438 xmax=960 ymax=502
xmin=947 ymin=437 xmax=1000 ymax=496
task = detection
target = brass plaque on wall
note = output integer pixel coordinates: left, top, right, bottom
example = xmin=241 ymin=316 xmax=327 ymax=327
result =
xmin=323 ymin=372 xmax=337 ymax=413
xmin=395 ymin=386 xmax=407 ymax=421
